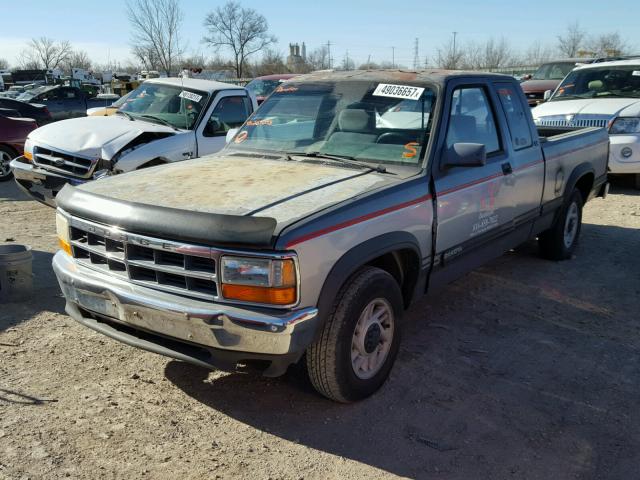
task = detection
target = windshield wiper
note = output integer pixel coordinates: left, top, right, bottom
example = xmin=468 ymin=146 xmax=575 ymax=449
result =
xmin=139 ymin=114 xmax=179 ymax=130
xmin=115 ymin=110 xmax=134 ymax=121
xmin=287 ymin=151 xmax=389 ymax=174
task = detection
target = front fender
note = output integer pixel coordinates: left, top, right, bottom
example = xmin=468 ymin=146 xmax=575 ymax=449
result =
xmin=113 ymin=133 xmax=194 ymax=172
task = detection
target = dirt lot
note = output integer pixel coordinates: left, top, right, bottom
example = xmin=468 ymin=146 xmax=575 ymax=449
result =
xmin=1 ymin=179 xmax=639 ymax=480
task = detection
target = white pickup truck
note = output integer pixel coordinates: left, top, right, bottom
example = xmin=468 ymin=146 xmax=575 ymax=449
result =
xmin=532 ymin=59 xmax=640 ymax=187
xmin=11 ymin=77 xmax=258 ymax=205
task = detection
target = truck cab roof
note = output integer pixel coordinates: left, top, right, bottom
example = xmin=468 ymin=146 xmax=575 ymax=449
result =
xmin=143 ymin=77 xmax=245 ymax=93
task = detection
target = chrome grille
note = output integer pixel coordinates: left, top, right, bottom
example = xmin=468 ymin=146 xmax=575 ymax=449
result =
xmin=68 ymin=216 xmax=218 ymax=301
xmin=34 ymin=147 xmax=96 ymax=178
xmin=536 ymin=116 xmax=610 ymax=129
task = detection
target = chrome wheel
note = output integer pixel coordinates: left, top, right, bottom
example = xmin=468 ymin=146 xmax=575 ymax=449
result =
xmin=563 ymin=201 xmax=579 ymax=249
xmin=351 ymin=298 xmax=395 ymax=380
xmin=0 ymin=150 xmax=13 ymax=178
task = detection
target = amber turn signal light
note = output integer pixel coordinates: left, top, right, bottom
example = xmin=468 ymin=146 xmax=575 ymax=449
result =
xmin=221 ymin=284 xmax=296 ymax=305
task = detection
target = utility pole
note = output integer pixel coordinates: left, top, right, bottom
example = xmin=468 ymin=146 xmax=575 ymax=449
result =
xmin=452 ymin=31 xmax=458 ymax=57
xmin=391 ymin=46 xmax=395 ymax=68
xmin=327 ymin=41 xmax=332 ymax=69
xmin=413 ymin=38 xmax=420 ymax=70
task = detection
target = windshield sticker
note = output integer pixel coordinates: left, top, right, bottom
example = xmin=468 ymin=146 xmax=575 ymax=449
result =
xmin=633 ymin=71 xmax=640 ymax=76
xmin=402 ymin=142 xmax=419 ymax=159
xmin=246 ymin=119 xmax=273 ymax=126
xmin=234 ymin=131 xmax=248 ymax=144
xmin=275 ymin=85 xmax=298 ymax=93
xmin=179 ymin=91 xmax=203 ymax=102
xmin=373 ymin=84 xmax=425 ymax=100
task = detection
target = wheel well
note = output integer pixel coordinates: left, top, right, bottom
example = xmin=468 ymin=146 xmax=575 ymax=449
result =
xmin=0 ymin=144 xmax=18 ymax=156
xmin=574 ymin=172 xmax=594 ymax=203
xmin=137 ymin=158 xmax=166 ymax=169
xmin=365 ymin=249 xmax=420 ymax=308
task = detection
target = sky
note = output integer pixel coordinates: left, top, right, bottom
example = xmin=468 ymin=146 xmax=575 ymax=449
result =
xmin=0 ymin=0 xmax=638 ymax=69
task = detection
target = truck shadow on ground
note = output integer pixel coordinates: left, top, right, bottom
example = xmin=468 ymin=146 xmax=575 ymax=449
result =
xmin=165 ymin=222 xmax=640 ymax=479
xmin=0 ymin=250 xmax=64 ymax=332
xmin=0 ymin=179 xmax=34 ymax=202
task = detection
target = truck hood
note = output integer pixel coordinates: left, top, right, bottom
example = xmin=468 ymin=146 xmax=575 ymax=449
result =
xmin=27 ymin=116 xmax=177 ymax=160
xmin=532 ymin=98 xmax=640 ymax=119
xmin=79 ymin=154 xmax=391 ymax=226
xmin=521 ymin=79 xmax=561 ymax=93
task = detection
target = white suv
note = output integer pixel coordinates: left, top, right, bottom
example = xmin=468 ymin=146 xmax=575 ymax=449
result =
xmin=532 ymin=59 xmax=640 ymax=187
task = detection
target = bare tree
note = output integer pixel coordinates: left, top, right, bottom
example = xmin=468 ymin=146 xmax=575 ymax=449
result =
xmin=522 ymin=40 xmax=554 ymax=65
xmin=127 ymin=0 xmax=184 ymax=75
xmin=20 ymin=37 xmax=72 ymax=69
xmin=586 ymin=32 xmax=629 ymax=57
xmin=132 ymin=45 xmax=162 ymax=72
xmin=251 ymin=49 xmax=289 ymax=76
xmin=557 ymin=21 xmax=586 ymax=58
xmin=482 ymin=37 xmax=513 ymax=69
xmin=64 ymin=50 xmax=92 ymax=72
xmin=339 ymin=52 xmax=355 ymax=71
xmin=358 ymin=60 xmax=380 ymax=70
xmin=203 ymin=1 xmax=276 ymax=78
xmin=306 ymin=46 xmax=330 ymax=71
xmin=0 ymin=58 xmax=8 ymax=70
xmin=436 ymin=37 xmax=465 ymax=69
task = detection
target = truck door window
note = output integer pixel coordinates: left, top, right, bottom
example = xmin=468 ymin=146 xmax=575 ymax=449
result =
xmin=495 ymin=83 xmax=533 ymax=150
xmin=61 ymin=88 xmax=79 ymax=99
xmin=446 ymin=87 xmax=500 ymax=155
xmin=205 ymin=96 xmax=250 ymax=137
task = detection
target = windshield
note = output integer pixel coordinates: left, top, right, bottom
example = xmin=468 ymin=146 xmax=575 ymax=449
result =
xmin=246 ymin=79 xmax=284 ymax=97
xmin=532 ymin=62 xmax=576 ymax=80
xmin=228 ymin=80 xmax=437 ymax=167
xmin=118 ymin=83 xmax=209 ymax=129
xmin=16 ymin=86 xmax=50 ymax=101
xmin=111 ymin=91 xmax=134 ymax=108
xmin=551 ymin=65 xmax=640 ymax=100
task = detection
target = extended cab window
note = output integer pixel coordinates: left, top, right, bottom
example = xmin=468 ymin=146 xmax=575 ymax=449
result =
xmin=496 ymin=83 xmax=533 ymax=150
xmin=205 ymin=96 xmax=250 ymax=136
xmin=446 ymin=87 xmax=500 ymax=154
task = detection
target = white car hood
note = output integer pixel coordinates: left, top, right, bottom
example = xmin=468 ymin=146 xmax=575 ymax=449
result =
xmin=28 ymin=115 xmax=177 ymax=160
xmin=532 ymin=98 xmax=640 ymax=119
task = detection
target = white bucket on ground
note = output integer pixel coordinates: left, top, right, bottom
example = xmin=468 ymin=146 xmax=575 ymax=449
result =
xmin=0 ymin=244 xmax=33 ymax=303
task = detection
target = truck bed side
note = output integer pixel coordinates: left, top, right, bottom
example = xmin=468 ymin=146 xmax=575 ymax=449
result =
xmin=538 ymin=127 xmax=609 ymax=206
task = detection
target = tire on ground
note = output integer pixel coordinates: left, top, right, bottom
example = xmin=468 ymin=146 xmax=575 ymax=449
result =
xmin=306 ymin=266 xmax=403 ymax=402
xmin=539 ymin=189 xmax=583 ymax=260
xmin=0 ymin=144 xmax=17 ymax=182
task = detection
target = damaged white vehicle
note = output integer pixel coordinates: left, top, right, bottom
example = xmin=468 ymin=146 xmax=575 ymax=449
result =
xmin=11 ymin=77 xmax=257 ymax=206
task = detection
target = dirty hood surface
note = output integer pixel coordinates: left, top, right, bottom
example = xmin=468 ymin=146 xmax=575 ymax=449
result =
xmin=80 ymin=155 xmax=391 ymax=226
xmin=533 ymin=98 xmax=640 ymax=119
xmin=28 ymin=115 xmax=177 ymax=160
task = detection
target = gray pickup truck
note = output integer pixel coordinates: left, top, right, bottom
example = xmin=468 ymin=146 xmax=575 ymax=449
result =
xmin=52 ymin=70 xmax=609 ymax=402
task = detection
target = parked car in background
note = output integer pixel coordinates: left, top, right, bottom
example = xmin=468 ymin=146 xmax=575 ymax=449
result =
xmin=533 ymin=59 xmax=640 ymax=187
xmin=245 ymin=73 xmax=299 ymax=104
xmin=12 ymin=77 xmax=258 ymax=205
xmin=0 ymin=116 xmax=38 ymax=181
xmin=0 ymin=97 xmax=53 ymax=126
xmin=50 ymin=70 xmax=608 ymax=402
xmin=86 ymin=91 xmax=134 ymax=116
xmin=520 ymin=60 xmax=584 ymax=106
xmin=15 ymin=85 xmax=117 ymax=121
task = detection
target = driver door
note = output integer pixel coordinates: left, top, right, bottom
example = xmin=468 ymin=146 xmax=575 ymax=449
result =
xmin=195 ymin=91 xmax=253 ymax=156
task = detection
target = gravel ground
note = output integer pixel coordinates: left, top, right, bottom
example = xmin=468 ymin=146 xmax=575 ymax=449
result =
xmin=1 ymin=178 xmax=639 ymax=480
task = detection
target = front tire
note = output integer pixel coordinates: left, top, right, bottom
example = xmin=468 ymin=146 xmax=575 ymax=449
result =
xmin=539 ymin=189 xmax=583 ymax=260
xmin=306 ymin=266 xmax=403 ymax=402
xmin=0 ymin=145 xmax=17 ymax=182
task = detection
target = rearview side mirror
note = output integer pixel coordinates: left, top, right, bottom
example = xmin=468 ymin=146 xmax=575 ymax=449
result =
xmin=442 ymin=143 xmax=486 ymax=169
xmin=226 ymin=128 xmax=239 ymax=144
xmin=543 ymin=90 xmax=553 ymax=101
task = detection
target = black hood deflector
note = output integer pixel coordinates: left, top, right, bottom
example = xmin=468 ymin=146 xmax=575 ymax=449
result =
xmin=56 ymin=185 xmax=277 ymax=247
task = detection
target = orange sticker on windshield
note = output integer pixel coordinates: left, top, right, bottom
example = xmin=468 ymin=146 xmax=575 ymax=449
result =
xmin=246 ymin=119 xmax=273 ymax=126
xmin=275 ymin=86 xmax=298 ymax=93
xmin=234 ymin=131 xmax=248 ymax=143
xmin=403 ymin=142 xmax=419 ymax=158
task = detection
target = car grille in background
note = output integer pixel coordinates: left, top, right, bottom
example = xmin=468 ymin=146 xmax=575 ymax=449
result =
xmin=536 ymin=116 xmax=610 ymax=129
xmin=33 ymin=147 xmax=96 ymax=178
xmin=69 ymin=221 xmax=218 ymax=301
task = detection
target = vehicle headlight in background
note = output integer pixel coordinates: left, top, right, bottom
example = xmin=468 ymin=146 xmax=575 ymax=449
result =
xmin=23 ymin=138 xmax=34 ymax=162
xmin=221 ymin=256 xmax=297 ymax=305
xmin=56 ymin=212 xmax=72 ymax=255
xmin=609 ymin=117 xmax=640 ymax=134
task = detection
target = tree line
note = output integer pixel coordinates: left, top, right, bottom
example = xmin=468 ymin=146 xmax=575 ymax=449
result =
xmin=0 ymin=4 xmax=633 ymax=78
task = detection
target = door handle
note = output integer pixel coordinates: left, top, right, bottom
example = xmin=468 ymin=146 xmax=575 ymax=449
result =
xmin=501 ymin=162 xmax=513 ymax=175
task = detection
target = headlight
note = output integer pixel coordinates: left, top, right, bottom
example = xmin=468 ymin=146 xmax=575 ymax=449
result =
xmin=609 ymin=117 xmax=640 ymax=134
xmin=221 ymin=256 xmax=297 ymax=305
xmin=56 ymin=212 xmax=72 ymax=256
xmin=23 ymin=138 xmax=34 ymax=162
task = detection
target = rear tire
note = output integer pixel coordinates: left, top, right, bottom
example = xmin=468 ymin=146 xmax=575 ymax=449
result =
xmin=0 ymin=145 xmax=17 ymax=182
xmin=306 ymin=266 xmax=403 ymax=403
xmin=539 ymin=189 xmax=583 ymax=260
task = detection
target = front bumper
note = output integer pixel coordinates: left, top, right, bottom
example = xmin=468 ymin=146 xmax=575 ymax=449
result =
xmin=53 ymin=251 xmax=319 ymax=376
xmin=608 ymin=134 xmax=640 ymax=174
xmin=10 ymin=156 xmax=86 ymax=207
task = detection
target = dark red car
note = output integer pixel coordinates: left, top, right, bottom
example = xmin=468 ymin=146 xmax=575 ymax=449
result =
xmin=245 ymin=74 xmax=299 ymax=104
xmin=0 ymin=115 xmax=37 ymax=181
xmin=520 ymin=60 xmax=581 ymax=107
